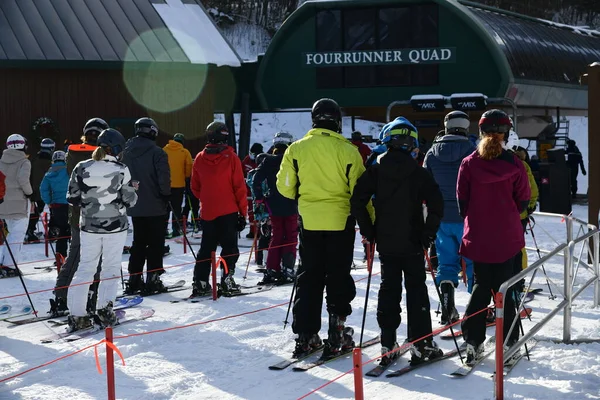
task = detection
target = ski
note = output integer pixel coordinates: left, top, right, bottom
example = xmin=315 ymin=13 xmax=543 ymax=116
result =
xmin=495 ymin=339 xmax=538 ymax=376
xmin=170 ymin=284 xmax=276 ymax=303
xmin=1 ymin=268 xmax=53 ymax=279
xmin=46 ymin=297 xmax=144 ymax=326
xmin=41 ymin=307 xmax=155 ymax=343
xmin=450 ymin=337 xmax=496 ymax=377
xmin=268 ymin=344 xmax=325 ymax=370
xmin=0 ymin=304 xmax=11 ymax=315
xmin=365 ymin=340 xmax=411 ymax=377
xmin=386 ymin=342 xmax=468 ymax=378
xmin=116 ymin=280 xmax=187 ymax=299
xmin=292 ymin=337 xmax=380 ymax=372
xmin=523 ymin=288 xmax=543 ymax=294
xmin=441 ymin=308 xmax=532 ymax=340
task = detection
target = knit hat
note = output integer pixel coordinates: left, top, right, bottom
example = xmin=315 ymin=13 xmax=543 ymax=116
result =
xmin=250 ymin=143 xmax=263 ymax=155
xmin=173 ymin=133 xmax=185 ymax=144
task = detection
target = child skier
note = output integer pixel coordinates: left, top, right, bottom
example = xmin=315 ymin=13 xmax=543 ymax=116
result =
xmin=40 ymin=151 xmax=70 ymax=260
xmin=245 ymin=155 xmax=271 ymax=268
xmin=351 ymin=117 xmax=445 ymax=366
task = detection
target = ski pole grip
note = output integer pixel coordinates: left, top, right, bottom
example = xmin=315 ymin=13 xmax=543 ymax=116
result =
xmin=352 ymin=348 xmax=364 ymax=400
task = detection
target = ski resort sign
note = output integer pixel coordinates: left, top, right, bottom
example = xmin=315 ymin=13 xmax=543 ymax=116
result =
xmin=304 ymin=47 xmax=456 ymax=67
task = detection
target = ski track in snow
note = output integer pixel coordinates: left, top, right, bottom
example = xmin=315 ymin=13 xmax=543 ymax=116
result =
xmin=1 ymin=115 xmax=599 ymax=399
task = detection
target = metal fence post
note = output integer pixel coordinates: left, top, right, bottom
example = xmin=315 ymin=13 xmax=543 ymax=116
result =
xmin=566 ymin=217 xmax=573 ymax=244
xmin=563 ymin=243 xmax=573 ymax=342
xmin=494 ymin=291 xmax=505 ymax=399
xmin=594 ymin=232 xmax=600 ymax=307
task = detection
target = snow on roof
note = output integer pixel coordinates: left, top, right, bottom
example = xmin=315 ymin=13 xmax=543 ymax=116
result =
xmin=154 ymin=0 xmax=242 ymax=67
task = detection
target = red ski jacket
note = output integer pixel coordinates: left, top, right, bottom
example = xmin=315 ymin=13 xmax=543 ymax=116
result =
xmin=351 ymin=140 xmax=372 ymax=165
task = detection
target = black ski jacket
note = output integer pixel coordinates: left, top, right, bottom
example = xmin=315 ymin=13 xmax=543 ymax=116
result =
xmin=252 ymin=153 xmax=297 ymax=217
xmin=351 ymin=149 xmax=444 ymax=256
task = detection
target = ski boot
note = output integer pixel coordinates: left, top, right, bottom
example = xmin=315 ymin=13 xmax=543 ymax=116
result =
xmin=125 ymin=274 xmax=145 ymax=295
xmin=322 ymin=314 xmax=354 ymax=359
xmin=94 ymin=302 xmax=118 ymax=328
xmin=48 ymin=297 xmax=69 ymax=317
xmin=144 ymin=273 xmax=166 ymax=295
xmin=191 ymin=281 xmax=212 ymax=298
xmin=0 ymin=266 xmax=20 ymax=278
xmin=440 ymin=281 xmax=460 ymax=325
xmin=67 ymin=315 xmax=93 ymax=333
xmin=163 ymin=245 xmax=171 ymax=257
xmin=259 ymin=269 xmax=280 ymax=285
xmin=409 ymin=338 xmax=443 ymax=365
xmin=380 ymin=329 xmax=400 ymax=364
xmin=465 ymin=341 xmax=484 ymax=366
xmin=220 ymin=272 xmax=241 ymax=295
xmin=279 ymin=267 xmax=295 ymax=284
xmin=293 ymin=333 xmax=323 ymax=358
xmin=279 ymin=253 xmax=296 ymax=284
xmin=486 ymin=307 xmax=496 ymax=323
xmin=24 ymin=230 xmax=40 ymax=244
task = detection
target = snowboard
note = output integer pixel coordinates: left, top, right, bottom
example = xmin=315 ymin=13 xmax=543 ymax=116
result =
xmin=40 ymin=307 xmax=155 ymax=343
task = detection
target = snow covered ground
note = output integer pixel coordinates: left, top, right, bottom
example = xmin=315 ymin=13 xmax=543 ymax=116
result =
xmin=1 ymin=204 xmax=599 ymax=400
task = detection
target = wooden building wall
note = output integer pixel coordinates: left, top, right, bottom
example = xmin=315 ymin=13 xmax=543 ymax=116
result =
xmin=0 ymin=66 xmax=216 ymax=157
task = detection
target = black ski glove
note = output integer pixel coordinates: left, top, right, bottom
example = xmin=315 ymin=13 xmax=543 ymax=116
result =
xmin=420 ymin=232 xmax=436 ymax=250
xmin=236 ymin=214 xmax=247 ymax=232
xmin=359 ymin=224 xmax=376 ymax=244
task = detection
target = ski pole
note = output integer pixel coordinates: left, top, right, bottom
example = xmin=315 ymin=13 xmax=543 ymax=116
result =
xmin=358 ymin=239 xmax=375 ymax=348
xmin=283 ymin=269 xmax=300 ymax=330
xmin=0 ymin=226 xmax=38 ymax=316
xmin=169 ymin=202 xmax=198 ymax=260
xmin=527 ymin=219 xmax=556 ymax=299
xmin=243 ymin=221 xmax=259 ymax=280
xmin=512 ymin=291 xmax=530 ymax=361
xmin=186 ymin=193 xmax=198 ymax=232
xmin=424 ymin=249 xmax=464 ymax=364
xmin=284 ymin=224 xmax=303 ymax=330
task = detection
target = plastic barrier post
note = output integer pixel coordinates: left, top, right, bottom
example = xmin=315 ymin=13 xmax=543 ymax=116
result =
xmin=105 ymin=327 xmax=116 ymax=400
xmin=494 ymin=292 xmax=504 ymax=400
xmin=43 ymin=212 xmax=49 ymax=257
xmin=352 ymin=348 xmax=364 ymax=400
xmin=211 ymin=251 xmax=218 ymax=301
xmin=183 ymin=216 xmax=187 ymax=254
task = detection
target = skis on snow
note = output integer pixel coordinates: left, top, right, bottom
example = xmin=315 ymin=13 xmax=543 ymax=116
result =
xmin=170 ymin=284 xmax=276 ymax=303
xmin=450 ymin=337 xmax=496 ymax=377
xmin=116 ymin=280 xmax=188 ymax=300
xmin=386 ymin=341 xmax=468 ymax=378
xmin=364 ymin=339 xmax=411 ymax=377
xmin=268 ymin=344 xmax=325 ymax=370
xmin=292 ymin=337 xmax=380 ymax=372
xmin=494 ymin=339 xmax=538 ymax=377
xmin=45 ymin=297 xmax=144 ymax=326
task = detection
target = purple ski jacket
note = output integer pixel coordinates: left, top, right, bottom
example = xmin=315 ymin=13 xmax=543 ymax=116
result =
xmin=457 ymin=150 xmax=530 ymax=263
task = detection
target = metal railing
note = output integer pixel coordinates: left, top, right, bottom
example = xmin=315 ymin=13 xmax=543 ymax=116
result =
xmin=494 ymin=213 xmax=600 ymax=399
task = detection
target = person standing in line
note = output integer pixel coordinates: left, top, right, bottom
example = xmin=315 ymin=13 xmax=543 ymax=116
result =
xmin=0 ymin=134 xmax=32 ymax=277
xmin=246 ymin=153 xmax=270 ymax=267
xmin=66 ymin=129 xmax=137 ymax=332
xmin=40 ymin=151 xmax=70 ymax=260
xmin=50 ymin=118 xmax=108 ymax=315
xmin=457 ymin=109 xmax=530 ymax=365
xmin=352 ymin=117 xmax=444 ymax=365
xmin=566 ymin=139 xmax=586 ymax=198
xmin=423 ymin=111 xmax=476 ymax=325
xmin=277 ymin=98 xmax=371 ymax=359
xmin=182 ymin=150 xmax=201 ymax=233
xmin=122 ymin=117 xmax=171 ymax=295
xmin=25 ymin=138 xmax=55 ymax=243
xmin=190 ymin=121 xmax=248 ymax=296
xmin=252 ymin=132 xmax=298 ymax=285
xmin=350 ymin=131 xmax=372 ymax=165
xmin=242 ymin=143 xmax=264 ymax=239
xmin=163 ymin=133 xmax=193 ymax=238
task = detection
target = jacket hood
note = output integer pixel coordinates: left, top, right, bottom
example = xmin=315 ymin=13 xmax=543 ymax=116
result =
xmin=305 ymin=128 xmax=349 ymax=143
xmin=377 ymin=148 xmax=418 ymax=182
xmin=468 ymin=151 xmax=520 ymax=184
xmin=165 ymin=140 xmax=183 ymax=151
xmin=199 ymin=144 xmax=235 ymax=165
xmin=47 ymin=162 xmax=67 ymax=177
xmin=1 ymin=149 xmax=27 ymax=164
xmin=125 ymin=136 xmax=156 ymax=158
xmin=430 ymin=135 xmax=475 ymax=163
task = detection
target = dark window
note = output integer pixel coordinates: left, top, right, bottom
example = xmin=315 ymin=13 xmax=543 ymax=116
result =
xmin=315 ymin=4 xmax=440 ymax=88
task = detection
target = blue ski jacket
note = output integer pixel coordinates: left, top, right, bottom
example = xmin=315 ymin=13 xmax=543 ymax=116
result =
xmin=40 ymin=161 xmax=69 ymax=205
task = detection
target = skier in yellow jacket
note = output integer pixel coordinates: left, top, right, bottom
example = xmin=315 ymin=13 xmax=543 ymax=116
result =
xmin=277 ymin=98 xmax=373 ymax=360
xmin=164 ymin=133 xmax=193 ymax=237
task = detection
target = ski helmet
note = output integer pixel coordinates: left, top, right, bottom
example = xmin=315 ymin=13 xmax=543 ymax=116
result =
xmin=351 ymin=131 xmax=362 ymax=141
xmin=83 ymin=118 xmax=109 ymax=144
xmin=173 ymin=133 xmax=185 ymax=144
xmin=52 ymin=150 xmax=66 ymax=163
xmin=6 ymin=134 xmax=27 ymax=150
xmin=205 ymin=121 xmax=229 ymax=144
xmin=273 ymin=132 xmax=294 ymax=145
xmin=250 ymin=143 xmax=264 ymax=155
xmin=40 ymin=138 xmax=56 ymax=154
xmin=478 ymin=109 xmax=512 ymax=135
xmin=379 ymin=117 xmax=418 ymax=150
xmin=135 ymin=117 xmax=159 ymax=140
xmin=311 ymin=98 xmax=342 ymax=132
xmin=97 ymin=129 xmax=126 ymax=156
xmin=444 ymin=111 xmax=470 ymax=135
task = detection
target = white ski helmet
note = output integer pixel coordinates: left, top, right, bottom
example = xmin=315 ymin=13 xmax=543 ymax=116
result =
xmin=273 ymin=131 xmax=294 ymax=145
xmin=444 ymin=111 xmax=470 ymax=135
xmin=6 ymin=134 xmax=27 ymax=150
xmin=52 ymin=150 xmax=66 ymax=163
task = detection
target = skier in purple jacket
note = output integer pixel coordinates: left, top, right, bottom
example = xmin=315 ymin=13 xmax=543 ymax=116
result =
xmin=456 ymin=109 xmax=530 ymax=365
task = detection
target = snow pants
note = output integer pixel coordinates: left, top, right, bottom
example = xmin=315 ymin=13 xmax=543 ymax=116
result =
xmin=168 ymin=188 xmax=185 ymax=235
xmin=195 ymin=212 xmax=239 ymax=283
xmin=255 ymin=222 xmax=271 ymax=265
xmin=49 ymin=204 xmax=70 ymax=257
xmin=377 ymin=253 xmax=434 ymax=343
xmin=266 ymin=215 xmax=298 ymax=272
xmin=0 ymin=217 xmax=28 ymax=269
xmin=461 ymin=253 xmax=520 ymax=346
xmin=67 ymin=230 xmax=127 ymax=317
xmin=128 ymin=216 xmax=167 ymax=279
xmin=26 ymin=200 xmax=44 ymax=235
xmin=292 ymin=217 xmax=356 ymax=335
xmin=435 ymin=222 xmax=474 ymax=293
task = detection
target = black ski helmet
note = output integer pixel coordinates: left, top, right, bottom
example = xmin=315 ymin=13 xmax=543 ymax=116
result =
xmin=311 ymin=98 xmax=342 ymax=132
xmin=40 ymin=138 xmax=56 ymax=155
xmin=206 ymin=121 xmax=229 ymax=144
xmin=478 ymin=109 xmax=512 ymax=137
xmin=444 ymin=111 xmax=470 ymax=135
xmin=135 ymin=117 xmax=159 ymax=140
xmin=97 ymin=128 xmax=126 ymax=157
xmin=83 ymin=118 xmax=109 ymax=145
xmin=351 ymin=131 xmax=362 ymax=141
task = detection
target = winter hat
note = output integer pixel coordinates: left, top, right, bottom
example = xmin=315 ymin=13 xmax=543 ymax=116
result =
xmin=250 ymin=143 xmax=264 ymax=155
xmin=173 ymin=133 xmax=185 ymax=144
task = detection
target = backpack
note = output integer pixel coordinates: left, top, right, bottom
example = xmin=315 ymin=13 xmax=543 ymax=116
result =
xmin=246 ymin=169 xmax=270 ymax=221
